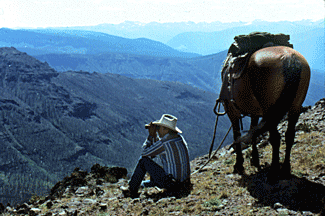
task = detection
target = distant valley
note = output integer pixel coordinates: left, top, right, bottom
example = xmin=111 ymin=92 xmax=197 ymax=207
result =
xmin=33 ymin=50 xmax=227 ymax=92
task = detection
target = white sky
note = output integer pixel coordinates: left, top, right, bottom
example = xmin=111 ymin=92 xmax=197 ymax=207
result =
xmin=0 ymin=0 xmax=324 ymax=28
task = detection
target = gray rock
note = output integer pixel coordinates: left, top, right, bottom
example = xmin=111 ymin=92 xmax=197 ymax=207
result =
xmin=5 ymin=206 xmax=13 ymax=212
xmin=273 ymin=202 xmax=283 ymax=209
xmin=98 ymin=203 xmax=108 ymax=211
xmin=75 ymin=186 xmax=90 ymax=196
xmin=302 ymin=211 xmax=314 ymax=215
xmin=157 ymin=197 xmax=176 ymax=204
xmin=276 ymin=208 xmax=288 ymax=214
xmin=58 ymin=211 xmax=67 ymax=216
xmin=68 ymin=200 xmax=82 ymax=208
xmin=83 ymin=198 xmax=97 ymax=205
xmin=30 ymin=208 xmax=42 ymax=214
xmin=130 ymin=198 xmax=141 ymax=204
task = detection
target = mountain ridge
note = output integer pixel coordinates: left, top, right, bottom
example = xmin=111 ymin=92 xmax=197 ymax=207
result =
xmin=166 ymin=24 xmax=324 ymax=57
xmin=0 ymin=28 xmax=199 ymax=58
xmin=28 ymin=19 xmax=323 ymax=44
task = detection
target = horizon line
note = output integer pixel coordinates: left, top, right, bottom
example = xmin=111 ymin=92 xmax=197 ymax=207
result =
xmin=7 ymin=18 xmax=324 ymax=30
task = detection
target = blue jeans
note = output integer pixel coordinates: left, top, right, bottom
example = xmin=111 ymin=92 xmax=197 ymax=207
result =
xmin=128 ymin=156 xmax=175 ymax=192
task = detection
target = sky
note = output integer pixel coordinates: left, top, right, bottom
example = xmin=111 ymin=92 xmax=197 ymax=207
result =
xmin=0 ymin=0 xmax=324 ymax=28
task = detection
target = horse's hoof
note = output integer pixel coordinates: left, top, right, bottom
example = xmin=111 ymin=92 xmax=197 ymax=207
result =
xmin=264 ymin=162 xmax=271 ymax=168
xmin=250 ymin=158 xmax=260 ymax=169
xmin=266 ymin=175 xmax=279 ymax=184
xmin=233 ymin=165 xmax=245 ymax=175
xmin=281 ymin=164 xmax=291 ymax=174
xmin=280 ymin=166 xmax=291 ymax=179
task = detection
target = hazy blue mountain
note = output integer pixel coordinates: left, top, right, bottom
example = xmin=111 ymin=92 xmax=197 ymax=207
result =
xmin=166 ymin=20 xmax=324 ymax=67
xmin=0 ymin=28 xmax=199 ymax=58
xmin=28 ymin=21 xmax=248 ymax=44
xmin=28 ymin=20 xmax=322 ymax=45
xmin=292 ymin=28 xmax=325 ymax=70
xmin=306 ymin=69 xmax=325 ymax=106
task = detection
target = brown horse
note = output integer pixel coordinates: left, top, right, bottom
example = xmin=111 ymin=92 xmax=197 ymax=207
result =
xmin=218 ymin=46 xmax=310 ymax=179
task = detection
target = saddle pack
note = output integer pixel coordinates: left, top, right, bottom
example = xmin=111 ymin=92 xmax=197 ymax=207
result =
xmin=222 ymin=32 xmax=293 ymax=80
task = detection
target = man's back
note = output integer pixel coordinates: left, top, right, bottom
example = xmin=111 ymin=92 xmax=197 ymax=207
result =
xmin=159 ymin=135 xmax=190 ymax=182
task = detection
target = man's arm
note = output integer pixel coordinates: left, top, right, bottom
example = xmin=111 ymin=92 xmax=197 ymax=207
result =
xmin=142 ymin=122 xmax=165 ymax=157
xmin=142 ymin=138 xmax=165 ymax=157
xmin=147 ymin=122 xmax=157 ymax=142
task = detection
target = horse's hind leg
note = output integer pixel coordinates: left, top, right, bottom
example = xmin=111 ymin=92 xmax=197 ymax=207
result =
xmin=266 ymin=126 xmax=281 ymax=183
xmin=250 ymin=117 xmax=261 ymax=170
xmin=282 ymin=111 xmax=300 ymax=175
xmin=269 ymin=127 xmax=281 ymax=170
xmin=232 ymin=119 xmax=245 ymax=174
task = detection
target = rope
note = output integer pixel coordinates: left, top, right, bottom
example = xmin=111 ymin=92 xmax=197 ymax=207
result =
xmin=191 ymin=124 xmax=232 ymax=176
xmin=209 ymin=99 xmax=227 ymax=157
xmin=208 ymin=102 xmax=221 ymax=158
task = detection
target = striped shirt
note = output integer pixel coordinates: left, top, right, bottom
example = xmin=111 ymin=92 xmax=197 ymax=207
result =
xmin=142 ymin=134 xmax=190 ymax=182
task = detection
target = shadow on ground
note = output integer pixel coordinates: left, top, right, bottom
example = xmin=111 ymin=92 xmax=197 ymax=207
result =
xmin=238 ymin=167 xmax=325 ymax=214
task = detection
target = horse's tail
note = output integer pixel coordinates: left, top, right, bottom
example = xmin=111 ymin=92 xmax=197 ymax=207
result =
xmin=272 ymin=53 xmax=303 ymax=121
xmin=280 ymin=53 xmax=303 ymax=108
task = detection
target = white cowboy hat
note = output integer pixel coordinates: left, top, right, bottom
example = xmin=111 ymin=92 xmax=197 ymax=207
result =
xmin=146 ymin=114 xmax=182 ymax=133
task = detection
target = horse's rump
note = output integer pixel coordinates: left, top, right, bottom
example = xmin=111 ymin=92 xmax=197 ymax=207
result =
xmin=249 ymin=47 xmax=304 ymax=119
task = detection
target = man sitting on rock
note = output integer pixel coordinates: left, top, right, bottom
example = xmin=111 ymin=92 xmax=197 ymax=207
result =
xmin=121 ymin=114 xmax=191 ymax=198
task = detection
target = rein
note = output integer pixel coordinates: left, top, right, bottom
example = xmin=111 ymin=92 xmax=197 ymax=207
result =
xmin=210 ymin=99 xmax=227 ymax=157
xmin=191 ymin=99 xmax=231 ymax=175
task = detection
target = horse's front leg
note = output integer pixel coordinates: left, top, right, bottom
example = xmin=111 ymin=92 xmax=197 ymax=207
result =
xmin=234 ymin=144 xmax=245 ymax=174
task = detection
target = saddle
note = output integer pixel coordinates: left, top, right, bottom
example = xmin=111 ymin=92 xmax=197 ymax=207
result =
xmin=222 ymin=32 xmax=293 ymax=80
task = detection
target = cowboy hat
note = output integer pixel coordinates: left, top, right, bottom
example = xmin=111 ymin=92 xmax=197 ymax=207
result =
xmin=145 ymin=114 xmax=182 ymax=133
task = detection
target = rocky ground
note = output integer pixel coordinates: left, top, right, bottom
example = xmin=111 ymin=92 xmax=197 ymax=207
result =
xmin=1 ymin=99 xmax=325 ymax=216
